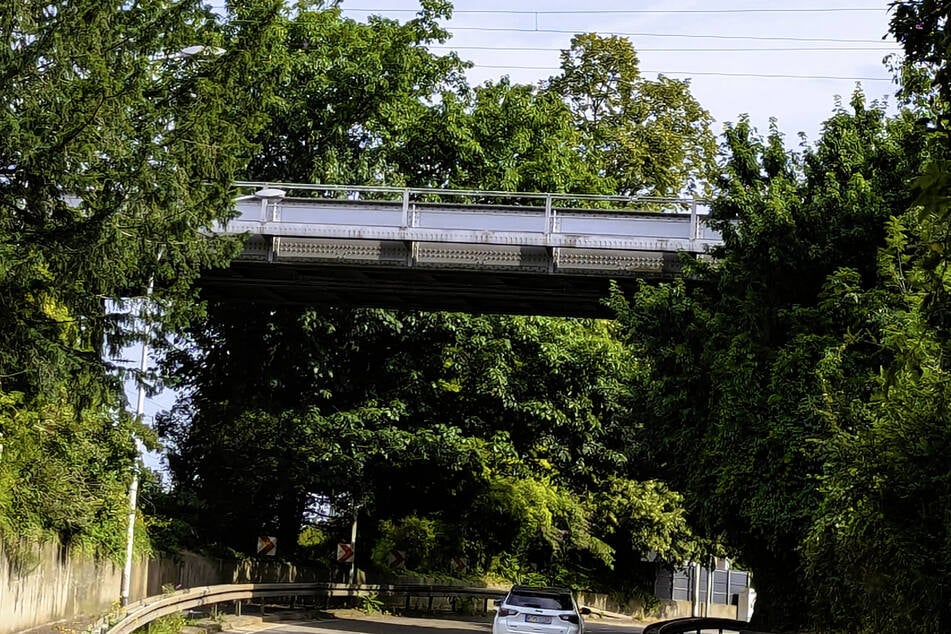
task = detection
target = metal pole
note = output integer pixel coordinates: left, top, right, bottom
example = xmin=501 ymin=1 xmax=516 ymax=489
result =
xmin=692 ymin=562 xmax=701 ymax=617
xmin=349 ymin=508 xmax=358 ymax=585
xmin=689 ymin=197 xmax=699 ymax=243
xmin=705 ymin=556 xmax=714 ymax=617
xmin=120 ymin=277 xmax=154 ymax=606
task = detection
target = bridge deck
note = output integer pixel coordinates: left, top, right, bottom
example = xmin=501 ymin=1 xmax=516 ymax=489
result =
xmin=202 ymin=184 xmax=721 ymax=316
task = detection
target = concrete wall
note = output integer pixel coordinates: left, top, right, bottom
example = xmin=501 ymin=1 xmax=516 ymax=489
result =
xmin=655 ymin=598 xmax=738 ymax=620
xmin=0 ymin=541 xmax=324 ymax=634
xmin=575 ymin=591 xmax=648 ymax=618
xmin=0 ymin=540 xmax=130 ymax=634
xmin=574 ymin=592 xmax=737 ymax=621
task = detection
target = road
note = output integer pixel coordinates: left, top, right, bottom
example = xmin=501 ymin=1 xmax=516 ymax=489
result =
xmin=229 ymin=614 xmax=644 ymax=634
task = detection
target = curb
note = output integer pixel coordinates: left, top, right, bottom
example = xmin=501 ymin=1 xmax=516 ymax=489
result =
xmin=582 ymin=606 xmax=636 ymax=621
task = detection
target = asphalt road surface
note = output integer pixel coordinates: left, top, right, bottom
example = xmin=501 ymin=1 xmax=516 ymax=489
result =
xmin=229 ymin=614 xmax=644 ymax=634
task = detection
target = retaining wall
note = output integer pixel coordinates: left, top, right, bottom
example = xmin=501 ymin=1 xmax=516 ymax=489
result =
xmin=0 ymin=542 xmax=320 ymax=634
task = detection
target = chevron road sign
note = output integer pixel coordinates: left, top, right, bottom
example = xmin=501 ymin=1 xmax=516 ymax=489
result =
xmin=337 ymin=543 xmax=355 ymax=563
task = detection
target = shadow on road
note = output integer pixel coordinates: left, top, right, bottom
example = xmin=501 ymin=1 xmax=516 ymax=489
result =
xmin=283 ymin=614 xmax=642 ymax=634
xmin=295 ymin=615 xmax=492 ymax=633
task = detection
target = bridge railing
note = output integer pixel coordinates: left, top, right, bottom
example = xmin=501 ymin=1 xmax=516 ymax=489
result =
xmin=225 ymin=182 xmax=719 ymax=254
xmin=231 ymin=181 xmax=705 ymax=213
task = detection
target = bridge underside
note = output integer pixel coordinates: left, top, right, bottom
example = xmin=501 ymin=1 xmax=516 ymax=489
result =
xmin=198 ymin=235 xmax=692 ymax=317
xmin=200 ymin=261 xmax=675 ymax=317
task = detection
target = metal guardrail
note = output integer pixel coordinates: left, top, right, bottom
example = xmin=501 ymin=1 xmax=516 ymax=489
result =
xmin=95 ymin=582 xmax=507 ymax=634
xmin=641 ymin=616 xmax=775 ymax=634
xmin=231 ymin=181 xmax=704 ymax=209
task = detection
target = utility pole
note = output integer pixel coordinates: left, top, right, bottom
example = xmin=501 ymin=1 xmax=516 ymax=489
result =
xmin=120 ymin=276 xmax=154 ymax=607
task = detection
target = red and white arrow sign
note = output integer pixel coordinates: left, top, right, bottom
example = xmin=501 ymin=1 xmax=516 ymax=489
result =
xmin=387 ymin=549 xmax=406 ymax=568
xmin=257 ymin=536 xmax=277 ymax=556
xmin=337 ymin=543 xmax=355 ymax=563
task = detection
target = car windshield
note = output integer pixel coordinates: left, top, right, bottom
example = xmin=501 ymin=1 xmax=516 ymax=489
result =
xmin=507 ymin=590 xmax=573 ymax=610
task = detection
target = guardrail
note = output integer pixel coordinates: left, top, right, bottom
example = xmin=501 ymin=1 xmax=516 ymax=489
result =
xmin=641 ymin=616 xmax=775 ymax=634
xmin=94 ymin=583 xmax=507 ymax=634
xmin=230 ymin=181 xmax=704 ymax=210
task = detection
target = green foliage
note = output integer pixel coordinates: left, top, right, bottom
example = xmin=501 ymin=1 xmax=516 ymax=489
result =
xmin=610 ymin=93 xmax=929 ymax=631
xmin=395 ymin=77 xmax=606 ymax=193
xmin=155 ymin=303 xmax=691 ymax=591
xmin=372 ymin=515 xmax=443 ymax=571
xmin=0 ymin=0 xmax=285 ymax=553
xmin=0 ymin=389 xmax=147 ymax=560
xmin=591 ymin=478 xmax=695 ymax=565
xmin=759 ymin=8 xmax=951 ymax=631
xmin=246 ymin=0 xmax=465 ymax=184
xmin=802 ymin=212 xmax=951 ymax=633
xmin=890 ymin=2 xmax=951 ymax=227
xmin=359 ymin=593 xmax=385 ymax=615
xmin=147 ymin=0 xmax=718 ymax=601
xmin=548 ymin=33 xmax=717 ymax=196
xmin=890 ymin=1 xmax=951 ymax=102
xmin=146 ymin=611 xmax=187 ymax=634
xmin=478 ymin=476 xmax=612 ymax=576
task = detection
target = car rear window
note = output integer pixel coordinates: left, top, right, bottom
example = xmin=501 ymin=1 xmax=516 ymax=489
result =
xmin=507 ymin=590 xmax=573 ymax=610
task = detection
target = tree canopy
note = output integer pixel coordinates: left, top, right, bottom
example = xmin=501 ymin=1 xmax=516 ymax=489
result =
xmin=10 ymin=3 xmax=951 ymax=633
xmin=608 ymin=90 xmax=945 ymax=632
xmin=0 ymin=0 xmax=284 ymax=554
xmin=149 ymin=0 xmax=716 ymax=595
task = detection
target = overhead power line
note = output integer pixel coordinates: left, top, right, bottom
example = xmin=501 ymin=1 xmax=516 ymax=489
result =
xmin=473 ymin=64 xmax=893 ymax=81
xmin=430 ymin=45 xmax=899 ymax=53
xmin=449 ymin=26 xmax=889 ymax=44
xmin=346 ymin=7 xmax=885 ymax=15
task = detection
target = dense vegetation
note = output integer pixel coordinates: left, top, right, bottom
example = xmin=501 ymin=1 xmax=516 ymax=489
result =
xmin=0 ymin=0 xmax=286 ymax=557
xmin=4 ymin=0 xmax=951 ymax=632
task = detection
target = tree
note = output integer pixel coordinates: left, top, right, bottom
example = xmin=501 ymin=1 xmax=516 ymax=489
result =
xmin=547 ymin=33 xmax=717 ymax=197
xmin=779 ymin=7 xmax=951 ymax=630
xmin=0 ymin=0 xmax=284 ymax=552
xmin=156 ymin=307 xmax=648 ymax=568
xmin=609 ymin=93 xmax=928 ymax=630
xmin=153 ymin=4 xmax=713 ymax=593
xmin=803 ymin=220 xmax=951 ymax=632
xmin=245 ymin=0 xmax=466 ymax=184
xmin=394 ymin=77 xmax=607 ymax=193
xmin=889 ymin=1 xmax=951 ymax=222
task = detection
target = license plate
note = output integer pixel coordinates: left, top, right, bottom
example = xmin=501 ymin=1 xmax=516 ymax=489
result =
xmin=525 ymin=614 xmax=552 ymax=624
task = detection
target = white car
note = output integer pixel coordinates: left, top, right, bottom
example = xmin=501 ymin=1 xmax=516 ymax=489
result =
xmin=493 ymin=585 xmax=591 ymax=634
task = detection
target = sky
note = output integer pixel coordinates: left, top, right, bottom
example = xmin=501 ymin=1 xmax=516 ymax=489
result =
xmin=338 ymin=0 xmax=901 ymax=144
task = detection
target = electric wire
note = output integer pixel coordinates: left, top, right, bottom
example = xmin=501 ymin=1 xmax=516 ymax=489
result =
xmin=472 ymin=64 xmax=893 ymax=81
xmin=447 ymin=26 xmax=889 ymax=44
xmin=345 ymin=7 xmax=886 ymax=15
xmin=429 ymin=45 xmax=898 ymax=53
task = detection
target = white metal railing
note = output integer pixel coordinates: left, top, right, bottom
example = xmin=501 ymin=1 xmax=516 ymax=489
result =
xmin=230 ymin=181 xmax=703 ymax=208
xmin=222 ymin=182 xmax=720 ymax=256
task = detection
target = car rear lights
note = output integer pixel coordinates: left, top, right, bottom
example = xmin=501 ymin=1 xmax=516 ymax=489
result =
xmin=499 ymin=607 xmax=519 ymax=617
xmin=559 ymin=614 xmax=580 ymax=624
